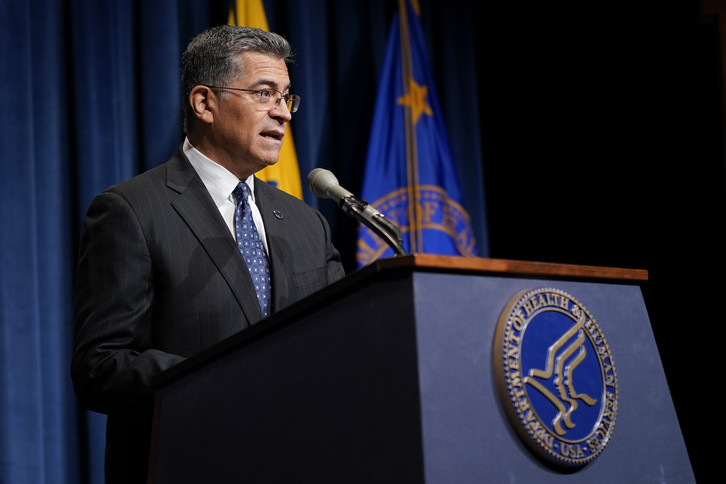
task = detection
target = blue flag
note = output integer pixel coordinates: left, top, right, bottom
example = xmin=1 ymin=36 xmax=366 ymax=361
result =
xmin=356 ymin=0 xmax=478 ymax=266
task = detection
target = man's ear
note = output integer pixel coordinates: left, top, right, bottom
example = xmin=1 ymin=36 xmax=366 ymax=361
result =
xmin=188 ymin=85 xmax=216 ymax=125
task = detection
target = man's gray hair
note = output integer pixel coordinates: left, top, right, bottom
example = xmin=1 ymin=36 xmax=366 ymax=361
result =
xmin=181 ymin=25 xmax=293 ymax=132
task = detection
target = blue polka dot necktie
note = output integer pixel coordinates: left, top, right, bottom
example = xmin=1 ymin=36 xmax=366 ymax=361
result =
xmin=233 ymin=182 xmax=271 ymax=318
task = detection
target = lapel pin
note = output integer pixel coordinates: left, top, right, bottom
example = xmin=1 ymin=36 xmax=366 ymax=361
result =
xmin=273 ymin=210 xmax=283 ymax=219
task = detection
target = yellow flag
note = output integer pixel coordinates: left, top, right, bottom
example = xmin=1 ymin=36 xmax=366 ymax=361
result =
xmin=229 ymin=0 xmax=303 ymax=199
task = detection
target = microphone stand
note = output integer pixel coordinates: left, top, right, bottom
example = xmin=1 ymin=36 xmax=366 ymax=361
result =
xmin=339 ymin=196 xmax=407 ymax=256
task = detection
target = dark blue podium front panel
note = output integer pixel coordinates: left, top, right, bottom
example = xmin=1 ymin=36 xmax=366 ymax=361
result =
xmin=151 ymin=270 xmax=694 ymax=483
xmin=411 ymin=272 xmax=694 ymax=483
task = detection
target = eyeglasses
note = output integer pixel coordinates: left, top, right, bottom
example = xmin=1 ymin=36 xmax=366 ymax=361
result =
xmin=204 ymin=85 xmax=300 ymax=113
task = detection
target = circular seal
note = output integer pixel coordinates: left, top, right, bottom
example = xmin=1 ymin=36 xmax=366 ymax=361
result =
xmin=493 ymin=288 xmax=618 ymax=467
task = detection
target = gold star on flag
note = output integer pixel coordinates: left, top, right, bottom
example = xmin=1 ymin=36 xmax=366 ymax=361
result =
xmin=397 ymin=77 xmax=433 ymax=125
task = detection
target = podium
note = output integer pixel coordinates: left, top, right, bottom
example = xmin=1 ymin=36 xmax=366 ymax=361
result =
xmin=148 ymin=255 xmax=695 ymax=483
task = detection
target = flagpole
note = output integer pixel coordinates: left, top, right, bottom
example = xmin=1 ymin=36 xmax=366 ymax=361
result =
xmin=398 ymin=0 xmax=421 ymax=254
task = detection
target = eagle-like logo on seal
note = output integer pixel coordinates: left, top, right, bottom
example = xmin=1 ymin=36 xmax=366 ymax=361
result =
xmin=493 ymin=288 xmax=618 ymax=467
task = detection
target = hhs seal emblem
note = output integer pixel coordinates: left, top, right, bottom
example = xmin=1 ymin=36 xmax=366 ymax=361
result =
xmin=493 ymin=288 xmax=618 ymax=467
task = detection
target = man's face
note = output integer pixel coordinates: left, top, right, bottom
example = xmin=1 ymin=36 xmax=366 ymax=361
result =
xmin=212 ymin=52 xmax=292 ymax=176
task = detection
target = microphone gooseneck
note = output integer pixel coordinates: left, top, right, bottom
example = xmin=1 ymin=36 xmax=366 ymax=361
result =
xmin=307 ymin=168 xmax=406 ymax=257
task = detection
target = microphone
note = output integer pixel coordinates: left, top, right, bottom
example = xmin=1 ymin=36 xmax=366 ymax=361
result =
xmin=307 ymin=168 xmax=406 ymax=256
xmin=307 ymin=167 xmax=356 ymax=203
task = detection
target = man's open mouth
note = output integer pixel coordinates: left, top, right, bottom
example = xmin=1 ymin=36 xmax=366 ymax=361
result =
xmin=260 ymin=130 xmax=284 ymax=141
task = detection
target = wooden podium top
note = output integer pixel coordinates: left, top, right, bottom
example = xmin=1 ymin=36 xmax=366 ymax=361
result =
xmin=370 ymin=254 xmax=648 ymax=282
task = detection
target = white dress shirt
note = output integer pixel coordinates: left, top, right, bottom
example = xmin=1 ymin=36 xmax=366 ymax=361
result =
xmin=183 ymin=138 xmax=269 ymax=254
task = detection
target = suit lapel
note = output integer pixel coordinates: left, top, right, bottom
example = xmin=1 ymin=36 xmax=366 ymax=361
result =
xmin=254 ymin=179 xmax=292 ymax=311
xmin=165 ymin=150 xmax=264 ymax=324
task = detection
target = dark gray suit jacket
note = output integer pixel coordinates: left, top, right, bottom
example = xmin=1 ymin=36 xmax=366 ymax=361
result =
xmin=71 ymin=148 xmax=345 ymax=482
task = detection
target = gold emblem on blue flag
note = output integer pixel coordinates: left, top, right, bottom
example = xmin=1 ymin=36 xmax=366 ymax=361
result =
xmin=356 ymin=0 xmax=478 ymax=266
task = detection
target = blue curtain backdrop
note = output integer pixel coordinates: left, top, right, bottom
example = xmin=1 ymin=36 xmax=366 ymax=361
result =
xmin=0 ymin=0 xmax=486 ymax=482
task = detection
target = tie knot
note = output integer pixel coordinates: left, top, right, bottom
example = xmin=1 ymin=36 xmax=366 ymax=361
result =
xmin=234 ymin=182 xmax=250 ymax=204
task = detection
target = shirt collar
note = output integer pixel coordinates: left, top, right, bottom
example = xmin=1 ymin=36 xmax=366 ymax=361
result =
xmin=183 ymin=137 xmax=256 ymax=205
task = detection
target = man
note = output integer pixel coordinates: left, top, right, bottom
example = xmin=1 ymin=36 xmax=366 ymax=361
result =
xmin=71 ymin=25 xmax=345 ymax=482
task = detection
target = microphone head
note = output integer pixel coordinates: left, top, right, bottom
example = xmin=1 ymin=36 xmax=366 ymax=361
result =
xmin=307 ymin=168 xmax=339 ymax=200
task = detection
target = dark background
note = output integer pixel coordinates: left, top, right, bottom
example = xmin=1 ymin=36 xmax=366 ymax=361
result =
xmin=473 ymin=2 xmax=724 ymax=482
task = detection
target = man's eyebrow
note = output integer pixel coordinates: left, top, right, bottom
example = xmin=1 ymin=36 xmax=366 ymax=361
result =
xmin=248 ymin=78 xmax=292 ymax=92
